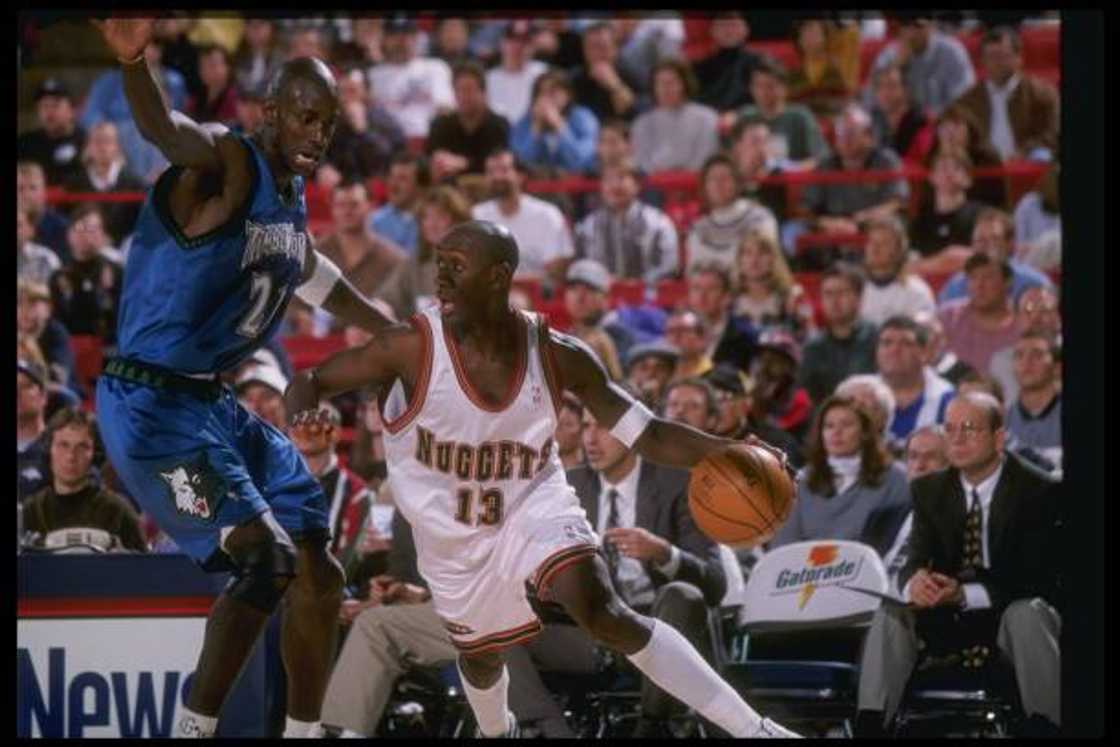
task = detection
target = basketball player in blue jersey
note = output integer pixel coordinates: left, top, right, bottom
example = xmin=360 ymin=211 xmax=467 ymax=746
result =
xmin=287 ymin=221 xmax=801 ymax=738
xmin=90 ymin=18 xmax=394 ymax=738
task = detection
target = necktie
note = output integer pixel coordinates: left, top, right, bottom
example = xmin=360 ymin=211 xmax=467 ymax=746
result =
xmin=603 ymin=488 xmax=622 ymax=591
xmin=960 ymin=487 xmax=989 ymax=668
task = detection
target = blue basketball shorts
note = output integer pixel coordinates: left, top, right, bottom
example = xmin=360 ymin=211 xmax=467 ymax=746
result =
xmin=96 ymin=374 xmax=329 ymax=567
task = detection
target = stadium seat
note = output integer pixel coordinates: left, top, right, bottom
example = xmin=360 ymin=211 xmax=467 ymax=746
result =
xmin=1021 ymin=23 xmax=1060 ymax=73
xmin=536 ymin=298 xmax=572 ymax=332
xmin=654 ymin=279 xmax=689 ymax=310
xmin=683 ymin=13 xmax=714 ymax=62
xmin=69 ymin=334 xmax=105 ymax=398
xmin=891 ymin=656 xmax=1021 ymax=738
xmin=720 ymin=540 xmax=892 ymax=737
xmin=608 ymin=279 xmax=647 ymax=307
xmin=279 ymin=333 xmax=348 ymax=371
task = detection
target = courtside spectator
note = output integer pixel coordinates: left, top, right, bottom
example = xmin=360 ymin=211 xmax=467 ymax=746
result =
xmin=563 ymin=258 xmax=632 ymax=379
xmin=690 ymin=261 xmax=759 ymax=372
xmin=913 ymin=309 xmax=977 ymax=387
xmin=663 ymin=376 xmax=720 ymax=433
xmin=613 ymin=12 xmax=686 ymax=102
xmin=926 ymin=105 xmax=1007 ymax=208
xmin=574 ymin=160 xmax=678 ymax=283
xmin=835 ymin=373 xmax=897 ymax=445
xmin=80 ymin=36 xmax=188 ymax=185
xmin=625 ymin=339 xmax=680 ymax=409
xmin=732 ymin=232 xmax=814 ymax=342
xmin=750 ymin=328 xmax=813 ymax=443
xmin=379 ymin=185 xmax=471 ymax=320
xmin=663 ymin=310 xmax=713 ymax=381
xmin=1013 ymin=161 xmax=1061 ymax=272
xmin=868 ymin=63 xmax=935 ymax=164
xmin=686 ymin=154 xmax=779 ymax=277
xmin=797 ymin=103 xmax=908 ymax=251
xmin=705 ymin=364 xmax=805 ymax=468
xmin=63 ymin=122 xmax=145 ymax=244
xmin=187 ymin=44 xmax=239 ymax=126
xmin=18 ymin=280 xmax=77 ymax=393
xmin=17 ymin=206 xmax=61 ymax=287
xmin=321 ymin=66 xmax=406 ymax=184
xmin=631 ymin=58 xmax=719 ymax=174
xmin=854 ymin=392 xmax=1061 ymax=738
xmin=235 ymin=362 xmax=289 ymax=432
xmin=988 ymin=286 xmax=1060 ymax=404
xmin=787 ymin=18 xmax=861 ymax=117
xmin=233 ymin=17 xmax=284 ymax=95
xmin=555 ymin=392 xmax=586 ymax=470
xmin=510 ymin=68 xmax=599 ymax=175
xmin=800 ymin=262 xmax=878 ymax=405
xmin=951 ymin=27 xmax=1059 ymax=162
xmin=18 ymin=77 xmax=85 ymax=185
xmin=17 ymin=359 xmax=51 ymax=502
xmin=694 ymin=12 xmax=763 ymax=120
xmin=772 ymin=393 xmax=910 ymax=556
xmin=939 ymin=253 xmax=1020 ymax=372
xmin=368 ymin=154 xmax=428 ymax=257
xmin=572 ymin=22 xmax=639 ymax=122
xmin=49 ymin=205 xmax=122 ymax=341
xmin=1005 ymin=333 xmax=1062 ymax=470
xmin=937 ymin=207 xmax=1054 ymax=304
xmin=369 ymin=15 xmax=454 ymax=139
xmin=730 ymin=116 xmax=789 ymax=222
xmin=318 ymin=181 xmax=407 ymax=302
xmin=426 ymin=61 xmax=510 ymax=181
xmin=17 ymin=161 xmax=70 ymax=262
xmin=472 ymin=149 xmax=576 ymax=286
xmin=859 ymin=217 xmax=936 ymax=326
xmin=737 ymin=57 xmax=829 ymax=170
xmin=487 ymin=20 xmax=548 ymax=126
xmin=865 ymin=14 xmax=975 ymax=117
xmin=909 ymin=147 xmax=985 ymax=263
xmin=876 ymin=315 xmax=956 ymax=444
xmin=22 ymin=407 xmax=147 ymax=552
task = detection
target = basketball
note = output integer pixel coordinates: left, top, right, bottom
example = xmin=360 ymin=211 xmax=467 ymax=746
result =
xmin=688 ymin=444 xmax=796 ymax=549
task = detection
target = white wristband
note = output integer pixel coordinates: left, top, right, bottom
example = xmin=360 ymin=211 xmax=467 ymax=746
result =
xmin=609 ymin=397 xmax=654 ymax=449
xmin=294 ymin=252 xmax=343 ymax=307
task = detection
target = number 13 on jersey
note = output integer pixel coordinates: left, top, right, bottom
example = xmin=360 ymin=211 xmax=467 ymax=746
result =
xmin=455 ymin=486 xmax=504 ymax=526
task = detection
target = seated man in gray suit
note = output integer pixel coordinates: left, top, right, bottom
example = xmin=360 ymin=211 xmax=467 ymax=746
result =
xmin=504 ymin=394 xmax=727 ymax=738
xmin=854 ymin=391 xmax=1062 ymax=737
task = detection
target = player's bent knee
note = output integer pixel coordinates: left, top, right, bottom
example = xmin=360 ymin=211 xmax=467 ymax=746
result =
xmin=226 ymin=535 xmax=298 ymax=613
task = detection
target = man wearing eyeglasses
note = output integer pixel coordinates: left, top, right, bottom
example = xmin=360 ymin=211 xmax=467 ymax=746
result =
xmin=988 ymin=286 xmax=1060 ymax=405
xmin=853 ymin=391 xmax=1062 ymax=737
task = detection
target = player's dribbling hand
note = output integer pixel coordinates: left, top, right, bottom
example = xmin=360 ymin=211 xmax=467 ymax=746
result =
xmin=91 ymin=17 xmax=156 ymax=63
xmin=289 ymin=407 xmax=335 ymax=442
xmin=741 ymin=434 xmax=796 ymax=483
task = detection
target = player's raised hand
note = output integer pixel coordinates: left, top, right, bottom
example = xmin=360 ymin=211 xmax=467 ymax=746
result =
xmin=289 ymin=406 xmax=336 ymax=441
xmin=91 ymin=17 xmax=156 ymax=63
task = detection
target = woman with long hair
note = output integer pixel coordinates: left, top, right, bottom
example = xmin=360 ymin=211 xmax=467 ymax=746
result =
xmin=926 ymin=105 xmax=1008 ymax=208
xmin=379 ymin=185 xmax=473 ymax=320
xmin=733 ymin=230 xmax=815 ymax=340
xmin=770 ymin=394 xmax=911 ymax=557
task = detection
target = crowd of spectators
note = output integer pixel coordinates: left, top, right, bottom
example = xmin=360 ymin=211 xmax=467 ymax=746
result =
xmin=17 ymin=10 xmax=1064 ymax=738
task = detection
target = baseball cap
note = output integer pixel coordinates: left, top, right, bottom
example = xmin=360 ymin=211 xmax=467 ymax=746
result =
xmin=625 ymin=339 xmax=680 ymax=370
xmin=17 ymin=359 xmax=47 ymax=389
xmin=384 ymin=15 xmax=418 ymax=34
xmin=35 ymin=77 xmax=71 ymax=102
xmin=755 ymin=328 xmax=802 ymax=366
xmin=704 ymin=364 xmax=751 ymax=397
xmin=236 ymin=364 xmax=289 ymax=396
xmin=565 ymin=258 xmax=612 ymax=293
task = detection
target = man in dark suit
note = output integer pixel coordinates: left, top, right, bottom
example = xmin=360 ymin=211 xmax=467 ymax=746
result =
xmin=504 ymin=400 xmax=727 ymax=737
xmin=854 ymin=391 xmax=1061 ymax=736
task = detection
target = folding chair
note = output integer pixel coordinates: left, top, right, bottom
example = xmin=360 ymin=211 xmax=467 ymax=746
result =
xmin=720 ymin=540 xmax=890 ymax=737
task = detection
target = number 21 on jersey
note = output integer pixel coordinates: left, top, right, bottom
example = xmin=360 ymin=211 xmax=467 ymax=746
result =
xmin=237 ymin=271 xmax=287 ymax=338
xmin=455 ymin=486 xmax=504 ymax=526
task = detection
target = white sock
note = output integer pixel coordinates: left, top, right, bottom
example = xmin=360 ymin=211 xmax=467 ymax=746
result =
xmin=625 ymin=619 xmax=763 ymax=737
xmin=338 ymin=728 xmax=366 ymax=738
xmin=177 ymin=707 xmax=218 ymax=738
xmin=282 ymin=716 xmax=320 ymax=738
xmin=457 ymin=660 xmax=512 ymax=737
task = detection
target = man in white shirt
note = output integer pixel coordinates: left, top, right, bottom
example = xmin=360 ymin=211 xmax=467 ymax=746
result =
xmin=486 ymin=21 xmax=547 ymax=126
xmin=471 ymin=149 xmax=574 ymax=287
xmin=368 ymin=15 xmax=455 ymax=138
xmin=854 ymin=392 xmax=1061 ymax=737
xmin=859 ymin=217 xmax=936 ymax=327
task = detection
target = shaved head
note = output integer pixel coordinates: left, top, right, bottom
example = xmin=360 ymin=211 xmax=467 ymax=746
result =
xmin=439 ymin=220 xmax=520 ymax=274
xmin=269 ymin=57 xmax=338 ymax=102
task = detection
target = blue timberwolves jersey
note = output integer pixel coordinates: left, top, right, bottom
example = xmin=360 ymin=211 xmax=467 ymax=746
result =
xmin=115 ymin=134 xmax=307 ymax=374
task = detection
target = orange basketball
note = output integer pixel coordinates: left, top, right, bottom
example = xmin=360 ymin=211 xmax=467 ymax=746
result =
xmin=688 ymin=443 xmax=797 ymax=549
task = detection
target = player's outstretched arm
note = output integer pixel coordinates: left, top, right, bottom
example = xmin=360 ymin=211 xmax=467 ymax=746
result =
xmin=549 ymin=331 xmax=790 ymax=471
xmin=92 ymin=18 xmax=223 ymax=171
xmin=296 ymin=244 xmax=397 ymax=336
xmin=285 ymin=323 xmax=417 ymax=420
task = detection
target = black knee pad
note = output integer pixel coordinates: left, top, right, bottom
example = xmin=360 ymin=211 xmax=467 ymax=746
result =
xmin=225 ymin=537 xmax=298 ymax=613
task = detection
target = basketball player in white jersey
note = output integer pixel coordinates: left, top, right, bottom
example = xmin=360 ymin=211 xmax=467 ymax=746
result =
xmin=286 ymin=221 xmax=800 ymax=738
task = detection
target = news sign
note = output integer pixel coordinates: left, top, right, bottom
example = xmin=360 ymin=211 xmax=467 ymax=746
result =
xmin=17 ymin=617 xmax=205 ymax=738
xmin=739 ymin=540 xmax=889 ymax=629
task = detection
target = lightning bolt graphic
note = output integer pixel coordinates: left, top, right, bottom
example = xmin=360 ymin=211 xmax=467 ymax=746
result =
xmin=798 ymin=582 xmax=816 ymax=610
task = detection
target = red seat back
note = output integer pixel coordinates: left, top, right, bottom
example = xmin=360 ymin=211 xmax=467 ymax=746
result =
xmin=70 ymin=334 xmax=105 ymax=397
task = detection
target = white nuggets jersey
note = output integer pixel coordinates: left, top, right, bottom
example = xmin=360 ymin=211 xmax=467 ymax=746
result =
xmin=380 ymin=307 xmax=598 ymax=652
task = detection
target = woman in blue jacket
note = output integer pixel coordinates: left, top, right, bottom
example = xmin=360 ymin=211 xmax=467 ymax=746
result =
xmin=511 ymin=69 xmax=599 ymax=175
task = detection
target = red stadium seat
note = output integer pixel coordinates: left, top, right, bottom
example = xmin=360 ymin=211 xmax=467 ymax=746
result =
xmin=655 ymin=279 xmax=689 ymax=310
xmin=70 ymin=334 xmax=105 ymax=397
xmin=1021 ymin=24 xmax=1060 ymax=72
xmin=923 ymin=272 xmax=952 ymax=297
xmin=537 ymin=298 xmax=572 ymax=332
xmin=683 ymin=13 xmax=714 ymax=61
xmin=795 ymin=232 xmax=866 ymax=259
xmin=280 ymin=333 xmax=349 ymax=371
xmin=608 ymin=279 xmax=647 ymax=307
xmin=511 ymin=278 xmax=545 ymax=309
